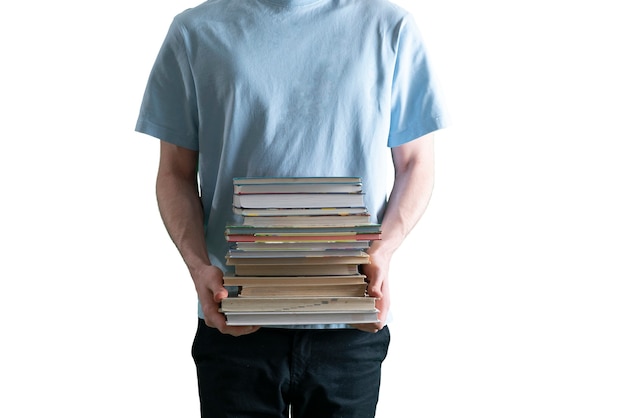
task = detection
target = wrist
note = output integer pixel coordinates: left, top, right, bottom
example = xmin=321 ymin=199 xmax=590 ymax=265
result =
xmin=367 ymin=239 xmax=396 ymax=260
xmin=188 ymin=262 xmax=219 ymax=282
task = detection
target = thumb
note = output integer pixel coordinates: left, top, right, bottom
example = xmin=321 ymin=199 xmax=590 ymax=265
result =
xmin=365 ymin=270 xmax=384 ymax=298
xmin=368 ymin=281 xmax=383 ymax=298
xmin=212 ymin=285 xmax=229 ymax=303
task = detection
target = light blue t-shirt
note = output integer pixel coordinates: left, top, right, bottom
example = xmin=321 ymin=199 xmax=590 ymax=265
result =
xmin=136 ymin=0 xmax=447 ymax=326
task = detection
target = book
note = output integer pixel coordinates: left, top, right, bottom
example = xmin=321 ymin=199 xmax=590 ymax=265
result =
xmin=226 ymin=233 xmax=382 ymax=243
xmin=233 ymin=207 xmax=369 ymax=217
xmin=221 ymin=296 xmax=377 ymax=312
xmin=223 ymin=310 xmax=379 ymax=325
xmin=238 ymin=283 xmax=368 ymax=298
xmin=232 ymin=263 xmax=362 ymax=277
xmin=242 ymin=214 xmax=372 ymax=227
xmin=225 ymin=225 xmax=383 ymax=244
xmin=227 ymin=249 xmax=367 ymax=258
xmin=226 ymin=254 xmax=369 ymax=267
xmin=234 ymin=176 xmax=362 ymax=185
xmin=234 ymin=181 xmax=362 ymax=195
xmin=233 ymin=193 xmax=365 ymax=209
xmin=230 ymin=241 xmax=371 ymax=251
xmin=222 ymin=274 xmax=368 ymax=287
xmin=226 ymin=225 xmax=382 ymax=234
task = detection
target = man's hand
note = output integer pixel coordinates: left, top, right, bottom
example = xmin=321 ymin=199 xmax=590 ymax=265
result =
xmin=191 ymin=264 xmax=260 ymax=336
xmin=351 ymin=244 xmax=391 ymax=333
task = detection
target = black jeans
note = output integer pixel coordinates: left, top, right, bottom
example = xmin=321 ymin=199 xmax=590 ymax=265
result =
xmin=192 ymin=319 xmax=390 ymax=418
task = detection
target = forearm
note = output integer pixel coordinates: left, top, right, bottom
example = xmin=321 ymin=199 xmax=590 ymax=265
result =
xmin=154 ymin=142 xmax=252 ymax=334
xmin=372 ymin=135 xmax=435 ymax=257
xmin=355 ymin=136 xmax=434 ymax=331
xmin=156 ymin=170 xmax=211 ymax=275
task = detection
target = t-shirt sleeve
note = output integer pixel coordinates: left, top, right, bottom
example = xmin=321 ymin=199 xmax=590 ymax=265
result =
xmin=135 ymin=18 xmax=199 ymax=151
xmin=387 ymin=14 xmax=448 ymax=148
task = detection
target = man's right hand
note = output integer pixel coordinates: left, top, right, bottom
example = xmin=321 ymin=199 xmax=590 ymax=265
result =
xmin=192 ymin=264 xmax=260 ymax=336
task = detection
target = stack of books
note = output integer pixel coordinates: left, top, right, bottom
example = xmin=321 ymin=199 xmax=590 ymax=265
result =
xmin=221 ymin=177 xmax=382 ymax=325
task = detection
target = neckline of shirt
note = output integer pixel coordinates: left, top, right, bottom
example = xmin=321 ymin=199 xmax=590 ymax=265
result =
xmin=258 ymin=0 xmax=325 ymax=8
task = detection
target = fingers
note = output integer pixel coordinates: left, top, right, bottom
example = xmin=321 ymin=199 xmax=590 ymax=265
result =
xmin=192 ymin=265 xmax=261 ymax=336
xmin=202 ymin=302 xmax=261 ymax=336
xmin=361 ymin=263 xmax=384 ymax=298
xmin=352 ymin=274 xmax=389 ymax=333
xmin=351 ymin=322 xmax=383 ymax=333
xmin=222 ymin=325 xmax=261 ymax=337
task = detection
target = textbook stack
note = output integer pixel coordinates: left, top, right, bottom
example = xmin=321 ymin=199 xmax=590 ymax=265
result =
xmin=221 ymin=177 xmax=382 ymax=325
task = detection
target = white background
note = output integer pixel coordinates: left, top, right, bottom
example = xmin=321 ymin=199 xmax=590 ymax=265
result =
xmin=1 ymin=0 xmax=624 ymax=417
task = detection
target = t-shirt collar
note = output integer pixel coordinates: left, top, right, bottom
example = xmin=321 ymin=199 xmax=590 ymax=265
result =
xmin=259 ymin=0 xmax=324 ymax=7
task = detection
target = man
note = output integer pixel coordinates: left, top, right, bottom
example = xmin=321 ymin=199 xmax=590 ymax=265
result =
xmin=136 ymin=0 xmax=447 ymax=416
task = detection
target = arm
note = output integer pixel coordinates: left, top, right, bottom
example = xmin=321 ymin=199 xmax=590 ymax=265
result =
xmin=355 ymin=132 xmax=435 ymax=332
xmin=155 ymin=141 xmax=259 ymax=336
